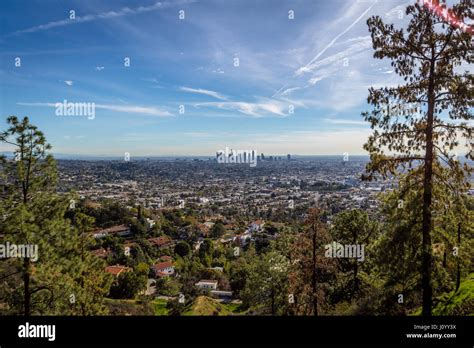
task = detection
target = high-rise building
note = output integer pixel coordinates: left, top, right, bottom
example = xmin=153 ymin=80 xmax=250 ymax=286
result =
xmin=287 ymin=154 xmax=291 ymax=161
xmin=261 ymin=153 xmax=265 ymax=161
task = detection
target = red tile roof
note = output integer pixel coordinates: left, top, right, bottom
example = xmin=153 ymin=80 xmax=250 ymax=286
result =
xmin=148 ymin=236 xmax=171 ymax=247
xmin=105 ymin=265 xmax=130 ymax=276
xmin=152 ymin=261 xmax=174 ymax=270
xmin=91 ymin=248 xmax=109 ymax=258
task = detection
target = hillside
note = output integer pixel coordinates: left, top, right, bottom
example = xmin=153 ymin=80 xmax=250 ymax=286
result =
xmin=411 ymin=273 xmax=474 ymax=316
xmin=182 ymin=296 xmax=233 ymax=316
xmin=432 ymin=273 xmax=474 ymax=315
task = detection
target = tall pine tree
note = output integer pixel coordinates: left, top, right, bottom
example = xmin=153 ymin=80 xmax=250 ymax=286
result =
xmin=363 ymin=0 xmax=473 ymax=316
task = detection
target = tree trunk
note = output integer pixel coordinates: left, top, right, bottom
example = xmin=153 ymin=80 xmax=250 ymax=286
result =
xmin=352 ymin=262 xmax=358 ymax=299
xmin=421 ymin=53 xmax=435 ymax=317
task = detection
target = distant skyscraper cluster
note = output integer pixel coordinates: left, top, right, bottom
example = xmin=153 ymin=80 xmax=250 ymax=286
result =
xmin=254 ymin=153 xmax=292 ymax=161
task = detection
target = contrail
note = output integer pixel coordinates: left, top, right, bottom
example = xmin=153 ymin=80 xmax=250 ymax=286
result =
xmin=296 ymin=0 xmax=378 ymax=76
xmin=272 ymin=0 xmax=378 ymax=99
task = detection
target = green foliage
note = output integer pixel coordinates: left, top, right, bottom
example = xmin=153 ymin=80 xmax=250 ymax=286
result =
xmin=82 ymin=201 xmax=131 ymax=228
xmin=330 ymin=209 xmax=379 ymax=302
xmin=411 ymin=273 xmax=474 ymax=316
xmin=209 ymin=222 xmax=225 ymax=238
xmin=109 ymin=271 xmax=147 ymax=299
xmin=241 ymin=250 xmax=290 ymax=315
xmin=431 ymin=273 xmax=474 ymax=315
xmin=105 ymin=298 xmax=154 ymax=316
xmin=166 ymin=298 xmax=185 ymax=316
xmin=182 ymin=296 xmax=232 ymax=316
xmin=289 ymin=208 xmax=335 ymax=315
xmin=198 ymin=239 xmax=214 ymax=267
xmin=174 ymin=241 xmax=191 ymax=258
xmin=152 ymin=298 xmax=168 ymax=315
xmin=363 ymin=0 xmax=473 ymax=316
xmin=0 ymin=116 xmax=111 ymax=315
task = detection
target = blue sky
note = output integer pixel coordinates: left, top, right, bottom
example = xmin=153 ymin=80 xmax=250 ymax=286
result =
xmin=0 ymin=0 xmax=441 ymax=156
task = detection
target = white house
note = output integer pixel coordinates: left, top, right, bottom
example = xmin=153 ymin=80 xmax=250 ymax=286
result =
xmin=195 ymin=280 xmax=218 ymax=290
xmin=146 ymin=218 xmax=156 ymax=230
xmin=233 ymin=232 xmax=252 ymax=246
xmin=93 ymin=225 xmax=131 ymax=239
xmin=151 ymin=261 xmax=175 ymax=277
xmin=248 ymin=220 xmax=264 ymax=233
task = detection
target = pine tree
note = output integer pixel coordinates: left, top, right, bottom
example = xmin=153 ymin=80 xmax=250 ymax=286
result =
xmin=68 ymin=211 xmax=112 ymax=315
xmin=0 ymin=116 xmax=111 ymax=315
xmin=241 ymin=250 xmax=290 ymax=315
xmin=0 ymin=116 xmax=60 ymax=315
xmin=289 ymin=208 xmax=335 ymax=315
xmin=363 ymin=0 xmax=473 ymax=315
xmin=331 ymin=209 xmax=378 ymax=301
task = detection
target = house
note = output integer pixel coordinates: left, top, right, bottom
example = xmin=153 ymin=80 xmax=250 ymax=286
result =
xmin=91 ymin=248 xmax=110 ymax=258
xmin=233 ymin=232 xmax=252 ymax=246
xmin=204 ymin=221 xmax=215 ymax=229
xmin=93 ymin=225 xmax=131 ymax=239
xmin=210 ymin=290 xmax=233 ymax=300
xmin=195 ymin=279 xmax=218 ymax=290
xmin=194 ymin=240 xmax=204 ymax=251
xmin=248 ymin=220 xmax=264 ymax=233
xmin=105 ymin=265 xmax=131 ymax=277
xmin=151 ymin=261 xmax=175 ymax=277
xmin=148 ymin=236 xmax=173 ymax=250
xmin=146 ymin=218 xmax=156 ymax=230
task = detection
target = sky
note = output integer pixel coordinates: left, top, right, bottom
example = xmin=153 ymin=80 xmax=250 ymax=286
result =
xmin=0 ymin=0 xmax=467 ymax=156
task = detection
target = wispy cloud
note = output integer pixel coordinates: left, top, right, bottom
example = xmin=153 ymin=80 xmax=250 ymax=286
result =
xmin=180 ymin=87 xmax=228 ymax=100
xmin=95 ymin=104 xmax=172 ymax=117
xmin=7 ymin=0 xmax=194 ymax=37
xmin=63 ymin=80 xmax=74 ymax=86
xmin=17 ymin=102 xmax=172 ymax=117
xmin=195 ymin=99 xmax=290 ymax=117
